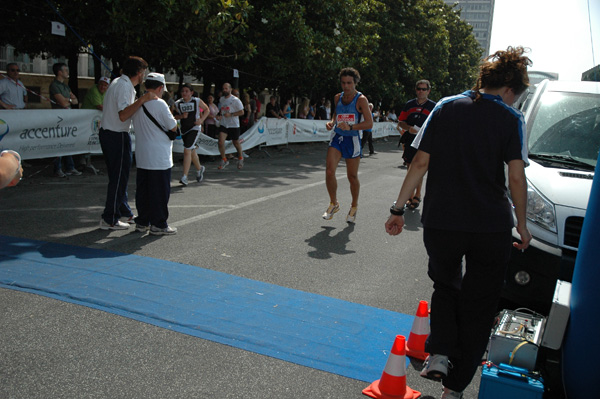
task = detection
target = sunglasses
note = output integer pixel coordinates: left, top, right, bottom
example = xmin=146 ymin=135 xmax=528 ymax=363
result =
xmin=416 ymin=87 xmax=429 ymax=91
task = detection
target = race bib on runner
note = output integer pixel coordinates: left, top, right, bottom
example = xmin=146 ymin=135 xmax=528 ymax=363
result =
xmin=337 ymin=113 xmax=356 ymax=124
xmin=179 ymin=102 xmax=195 ymax=113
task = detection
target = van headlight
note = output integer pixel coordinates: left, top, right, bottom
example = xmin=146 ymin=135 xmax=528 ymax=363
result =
xmin=526 ymin=183 xmax=556 ymax=232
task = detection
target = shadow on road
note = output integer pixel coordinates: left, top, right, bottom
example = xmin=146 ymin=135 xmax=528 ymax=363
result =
xmin=305 ymin=224 xmax=356 ymax=259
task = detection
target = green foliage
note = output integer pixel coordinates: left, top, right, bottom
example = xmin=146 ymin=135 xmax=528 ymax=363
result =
xmin=1 ymin=0 xmax=483 ymax=109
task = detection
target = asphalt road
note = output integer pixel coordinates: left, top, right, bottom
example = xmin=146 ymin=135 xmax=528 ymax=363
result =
xmin=0 ymin=140 xmax=483 ymax=399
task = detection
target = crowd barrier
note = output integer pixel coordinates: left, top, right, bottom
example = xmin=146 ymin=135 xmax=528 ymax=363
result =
xmin=0 ymin=109 xmax=401 ymax=160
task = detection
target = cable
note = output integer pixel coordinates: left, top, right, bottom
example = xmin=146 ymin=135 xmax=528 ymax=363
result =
xmin=588 ymin=0 xmax=596 ymax=70
xmin=43 ymin=0 xmax=115 ymax=78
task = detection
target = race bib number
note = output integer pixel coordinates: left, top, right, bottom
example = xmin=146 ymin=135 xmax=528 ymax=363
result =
xmin=337 ymin=113 xmax=356 ymax=124
xmin=180 ymin=102 xmax=195 ymax=113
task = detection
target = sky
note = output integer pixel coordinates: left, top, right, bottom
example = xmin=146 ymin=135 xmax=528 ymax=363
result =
xmin=489 ymin=0 xmax=600 ymax=80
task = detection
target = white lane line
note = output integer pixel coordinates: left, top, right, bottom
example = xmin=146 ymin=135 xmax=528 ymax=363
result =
xmin=170 ymin=180 xmax=325 ymax=228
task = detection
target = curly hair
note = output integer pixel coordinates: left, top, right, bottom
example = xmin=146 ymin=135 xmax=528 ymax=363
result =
xmin=472 ymin=46 xmax=532 ymax=102
xmin=340 ymin=67 xmax=361 ymax=84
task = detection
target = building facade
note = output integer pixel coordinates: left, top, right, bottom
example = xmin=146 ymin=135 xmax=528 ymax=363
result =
xmin=443 ymin=0 xmax=495 ymax=57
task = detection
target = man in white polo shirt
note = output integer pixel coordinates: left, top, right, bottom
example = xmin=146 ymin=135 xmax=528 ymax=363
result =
xmin=99 ymin=56 xmax=158 ymax=230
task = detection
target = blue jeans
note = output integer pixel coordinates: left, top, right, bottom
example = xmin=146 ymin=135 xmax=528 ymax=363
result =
xmin=99 ymin=128 xmax=133 ymax=224
xmin=54 ymin=156 xmax=75 ymax=172
xmin=423 ymin=227 xmax=512 ymax=392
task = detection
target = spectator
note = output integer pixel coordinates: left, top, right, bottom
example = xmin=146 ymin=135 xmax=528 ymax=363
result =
xmin=173 ymin=83 xmax=209 ymax=186
xmin=99 ymin=56 xmax=157 ymax=230
xmin=298 ymin=98 xmax=310 ymax=119
xmin=249 ymin=92 xmax=257 ymax=125
xmin=325 ymin=99 xmax=332 ymax=120
xmin=131 ymin=73 xmax=178 ymax=235
xmin=216 ymin=82 xmax=245 ymax=170
xmin=240 ymin=92 xmax=252 ymax=132
xmin=397 ymin=79 xmax=436 ymax=209
xmin=204 ymin=94 xmax=219 ymax=139
xmin=306 ymin=99 xmax=317 ymax=120
xmin=316 ymin=97 xmax=328 ymax=120
xmin=0 ymin=63 xmax=27 ymax=109
xmin=82 ymin=77 xmax=110 ymax=110
xmin=81 ymin=76 xmax=111 ymax=173
xmin=0 ymin=150 xmax=23 ymax=188
xmin=282 ymin=98 xmax=292 ymax=119
xmin=49 ymin=62 xmax=81 ymax=178
xmin=323 ymin=67 xmax=373 ymax=223
xmin=385 ymin=46 xmax=532 ymax=399
xmin=252 ymin=91 xmax=261 ymax=120
xmin=266 ymin=96 xmax=282 ymax=118
xmin=361 ymin=103 xmax=376 ymax=156
xmin=386 ymin=108 xmax=398 ymax=122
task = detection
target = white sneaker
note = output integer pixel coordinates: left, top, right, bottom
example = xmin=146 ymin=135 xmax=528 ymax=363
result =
xmin=441 ymin=387 xmax=463 ymax=399
xmin=218 ymin=159 xmax=229 ymax=170
xmin=322 ymin=202 xmax=340 ymax=220
xmin=149 ymin=225 xmax=177 ymax=235
xmin=99 ymin=219 xmax=129 ymax=230
xmin=65 ymin=168 xmax=82 ymax=176
xmin=55 ymin=169 xmax=66 ymax=178
xmin=420 ymin=354 xmax=450 ymax=381
xmin=124 ymin=216 xmax=136 ymax=224
xmin=237 ymin=157 xmax=244 ymax=169
xmin=196 ymin=165 xmax=205 ymax=182
xmin=346 ymin=206 xmax=357 ymax=223
xmin=180 ymin=175 xmax=189 ymax=186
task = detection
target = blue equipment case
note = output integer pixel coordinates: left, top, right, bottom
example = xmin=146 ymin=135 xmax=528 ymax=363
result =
xmin=478 ymin=363 xmax=544 ymax=399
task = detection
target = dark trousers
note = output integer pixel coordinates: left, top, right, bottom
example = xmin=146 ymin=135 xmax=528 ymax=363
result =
xmin=361 ymin=130 xmax=374 ymax=154
xmin=423 ymin=227 xmax=512 ymax=392
xmin=134 ymin=168 xmax=171 ymax=229
xmin=99 ymin=129 xmax=133 ymax=224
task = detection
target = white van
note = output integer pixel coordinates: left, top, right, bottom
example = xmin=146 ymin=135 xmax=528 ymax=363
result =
xmin=501 ymin=79 xmax=600 ymax=314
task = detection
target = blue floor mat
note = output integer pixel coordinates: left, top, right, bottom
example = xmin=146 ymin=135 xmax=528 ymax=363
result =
xmin=0 ymin=235 xmax=414 ymax=382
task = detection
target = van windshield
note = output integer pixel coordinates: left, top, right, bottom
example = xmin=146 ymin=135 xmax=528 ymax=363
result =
xmin=528 ymin=91 xmax=600 ymax=168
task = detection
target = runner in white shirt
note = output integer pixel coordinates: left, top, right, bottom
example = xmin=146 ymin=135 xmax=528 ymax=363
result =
xmin=216 ymin=83 xmax=245 ymax=170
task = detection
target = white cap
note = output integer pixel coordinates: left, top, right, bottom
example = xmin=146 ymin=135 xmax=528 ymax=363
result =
xmin=99 ymin=77 xmax=111 ymax=85
xmin=145 ymin=73 xmax=167 ymax=92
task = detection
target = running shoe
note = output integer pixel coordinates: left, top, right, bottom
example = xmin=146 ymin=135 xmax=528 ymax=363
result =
xmin=55 ymin=169 xmax=66 ymax=178
xmin=237 ymin=157 xmax=244 ymax=169
xmin=197 ymin=165 xmax=205 ymax=182
xmin=420 ymin=354 xmax=450 ymax=382
xmin=322 ymin=202 xmax=340 ymax=220
xmin=99 ymin=219 xmax=129 ymax=231
xmin=218 ymin=159 xmax=229 ymax=170
xmin=441 ymin=387 xmax=463 ymax=399
xmin=180 ymin=175 xmax=189 ymax=186
xmin=346 ymin=206 xmax=357 ymax=223
xmin=124 ymin=215 xmax=136 ymax=224
xmin=149 ymin=225 xmax=178 ymax=235
xmin=65 ymin=168 xmax=82 ymax=176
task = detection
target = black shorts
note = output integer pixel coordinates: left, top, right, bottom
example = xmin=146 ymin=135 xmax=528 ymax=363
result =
xmin=182 ymin=129 xmax=200 ymax=149
xmin=219 ymin=127 xmax=241 ymax=141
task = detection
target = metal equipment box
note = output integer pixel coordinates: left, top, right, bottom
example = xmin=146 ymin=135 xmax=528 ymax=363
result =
xmin=488 ymin=309 xmax=546 ymax=370
xmin=478 ymin=363 xmax=544 ymax=399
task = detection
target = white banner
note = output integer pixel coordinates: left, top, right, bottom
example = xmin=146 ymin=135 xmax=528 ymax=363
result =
xmin=0 ymin=109 xmax=103 ymax=160
xmin=0 ymin=111 xmax=400 ymax=160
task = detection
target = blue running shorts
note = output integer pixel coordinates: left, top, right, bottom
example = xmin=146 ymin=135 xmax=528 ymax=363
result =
xmin=329 ymin=133 xmax=362 ymax=159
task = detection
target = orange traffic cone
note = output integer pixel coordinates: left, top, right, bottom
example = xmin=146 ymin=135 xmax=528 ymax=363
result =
xmin=362 ymin=335 xmax=421 ymax=399
xmin=405 ymin=300 xmax=430 ymax=361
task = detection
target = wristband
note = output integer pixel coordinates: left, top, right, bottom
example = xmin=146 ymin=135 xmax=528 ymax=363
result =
xmin=390 ymin=202 xmax=405 ymax=216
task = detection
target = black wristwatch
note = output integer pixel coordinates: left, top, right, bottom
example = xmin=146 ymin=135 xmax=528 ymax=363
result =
xmin=390 ymin=202 xmax=405 ymax=216
xmin=348 ymin=124 xmax=354 ymax=130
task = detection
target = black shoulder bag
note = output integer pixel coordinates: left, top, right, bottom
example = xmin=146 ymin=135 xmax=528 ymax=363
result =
xmin=142 ymin=104 xmax=178 ymax=140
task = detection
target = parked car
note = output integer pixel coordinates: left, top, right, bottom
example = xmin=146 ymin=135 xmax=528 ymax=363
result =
xmin=502 ymin=79 xmax=600 ymax=314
